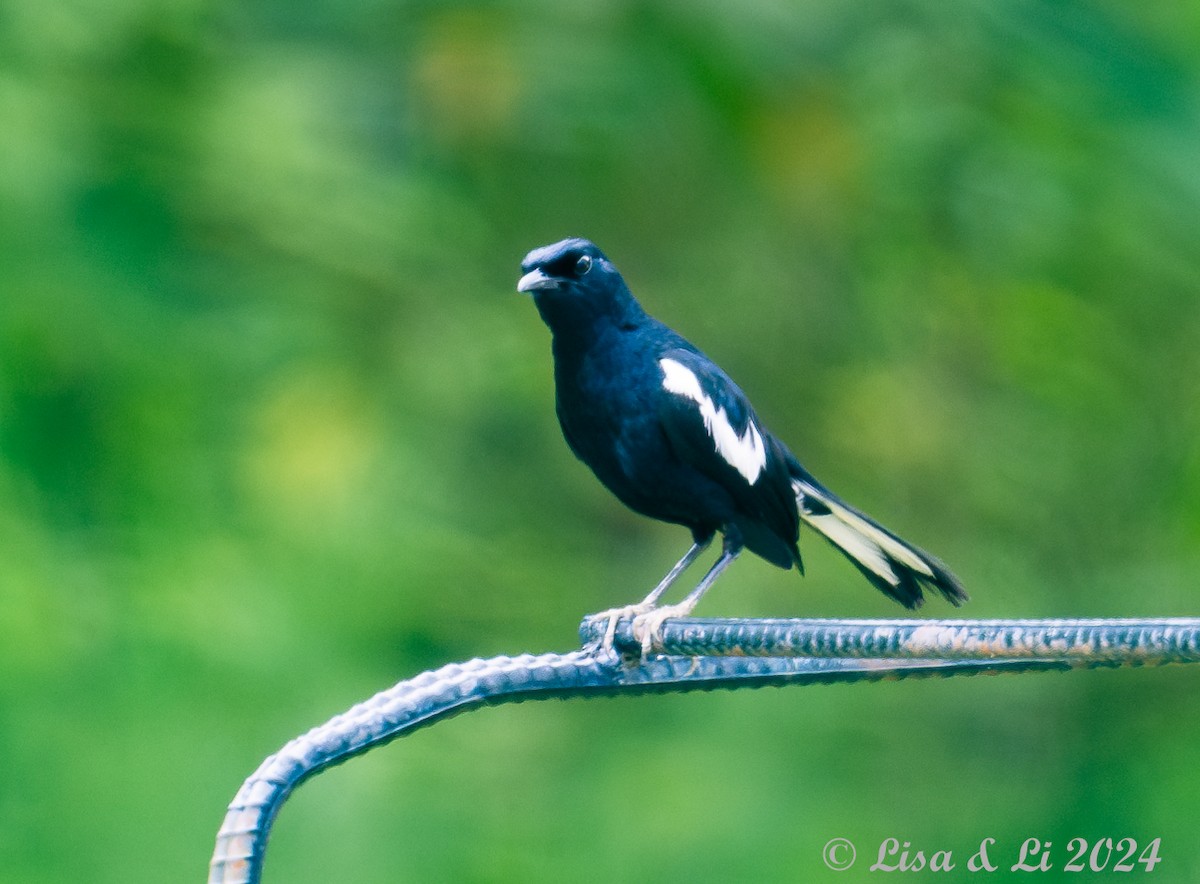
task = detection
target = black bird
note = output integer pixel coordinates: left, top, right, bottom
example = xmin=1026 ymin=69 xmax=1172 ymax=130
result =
xmin=518 ymin=238 xmax=966 ymax=651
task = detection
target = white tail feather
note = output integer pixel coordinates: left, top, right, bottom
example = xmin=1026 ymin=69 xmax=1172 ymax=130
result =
xmin=792 ymin=479 xmax=935 ymax=588
xmin=802 ymin=512 xmax=897 ymax=584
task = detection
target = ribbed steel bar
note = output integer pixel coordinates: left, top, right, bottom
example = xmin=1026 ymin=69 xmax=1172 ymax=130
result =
xmin=209 ymin=616 xmax=1200 ymax=883
xmin=587 ymin=616 xmax=1200 ymax=665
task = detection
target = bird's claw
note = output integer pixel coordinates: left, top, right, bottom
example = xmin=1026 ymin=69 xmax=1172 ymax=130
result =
xmin=631 ymin=603 xmax=692 ymax=656
xmin=589 ymin=602 xmax=656 ymax=652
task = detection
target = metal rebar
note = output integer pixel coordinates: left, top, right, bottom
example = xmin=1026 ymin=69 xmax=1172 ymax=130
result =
xmin=586 ymin=616 xmax=1200 ymax=665
xmin=209 ymin=615 xmax=1200 ymax=883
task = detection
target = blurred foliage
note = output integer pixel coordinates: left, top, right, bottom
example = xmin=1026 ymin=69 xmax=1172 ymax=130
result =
xmin=2 ymin=0 xmax=1199 ymax=881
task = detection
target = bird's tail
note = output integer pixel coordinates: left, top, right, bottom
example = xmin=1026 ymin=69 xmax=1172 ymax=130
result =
xmin=791 ymin=470 xmax=967 ymax=609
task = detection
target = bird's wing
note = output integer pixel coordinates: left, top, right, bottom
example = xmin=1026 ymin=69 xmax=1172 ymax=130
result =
xmin=654 ymin=348 xmax=799 ymax=548
xmin=656 ymin=348 xmax=767 ymax=484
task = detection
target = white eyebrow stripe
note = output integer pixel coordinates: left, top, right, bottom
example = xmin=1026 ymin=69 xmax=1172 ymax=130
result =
xmin=660 ymin=357 xmax=767 ymax=485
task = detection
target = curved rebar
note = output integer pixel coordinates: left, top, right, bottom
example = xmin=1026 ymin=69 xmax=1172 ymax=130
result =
xmin=210 ymin=616 xmax=1200 ymax=884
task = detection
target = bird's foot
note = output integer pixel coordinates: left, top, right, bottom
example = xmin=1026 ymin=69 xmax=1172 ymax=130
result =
xmin=631 ymin=601 xmax=695 ymax=656
xmin=589 ymin=602 xmax=656 ymax=652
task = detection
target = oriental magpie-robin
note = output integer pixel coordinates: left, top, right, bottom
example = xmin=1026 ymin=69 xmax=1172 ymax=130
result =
xmin=518 ymin=238 xmax=966 ymax=652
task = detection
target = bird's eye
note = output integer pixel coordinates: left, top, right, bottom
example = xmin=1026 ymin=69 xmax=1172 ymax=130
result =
xmin=575 ymin=254 xmax=593 ymax=276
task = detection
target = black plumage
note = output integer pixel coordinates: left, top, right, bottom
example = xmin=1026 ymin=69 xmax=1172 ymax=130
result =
xmin=518 ymin=238 xmax=965 ymax=648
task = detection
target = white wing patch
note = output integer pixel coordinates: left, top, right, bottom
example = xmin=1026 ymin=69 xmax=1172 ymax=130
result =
xmin=660 ymin=357 xmax=767 ymax=485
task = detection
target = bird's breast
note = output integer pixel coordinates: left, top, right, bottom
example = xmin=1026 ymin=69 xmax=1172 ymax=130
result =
xmin=553 ymin=336 xmax=668 ymax=479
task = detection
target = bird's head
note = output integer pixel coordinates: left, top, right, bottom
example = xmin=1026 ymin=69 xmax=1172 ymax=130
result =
xmin=517 ymin=238 xmax=643 ymax=333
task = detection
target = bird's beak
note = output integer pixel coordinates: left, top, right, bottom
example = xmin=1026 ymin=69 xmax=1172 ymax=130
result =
xmin=517 ymin=268 xmax=560 ymax=293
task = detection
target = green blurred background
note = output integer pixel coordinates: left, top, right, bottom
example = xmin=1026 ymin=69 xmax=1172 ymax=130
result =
xmin=3 ymin=1 xmax=1199 ymax=881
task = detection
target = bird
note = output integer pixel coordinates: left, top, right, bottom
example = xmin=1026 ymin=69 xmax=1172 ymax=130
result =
xmin=517 ymin=237 xmax=966 ymax=653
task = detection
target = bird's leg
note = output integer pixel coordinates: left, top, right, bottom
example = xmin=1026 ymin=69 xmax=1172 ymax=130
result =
xmin=593 ymin=539 xmax=711 ymax=650
xmin=632 ymin=541 xmax=743 ymax=655
xmin=639 ymin=538 xmax=713 ymax=608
